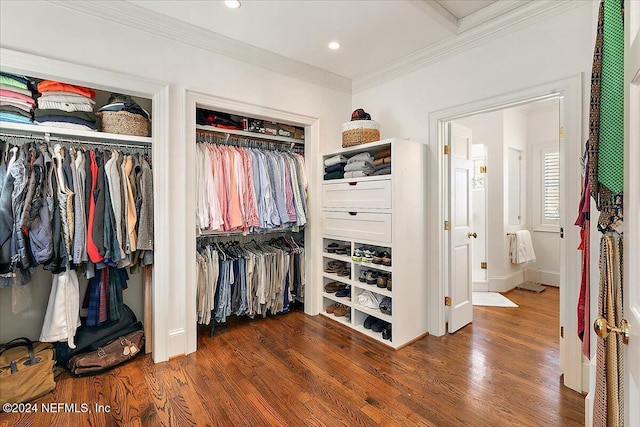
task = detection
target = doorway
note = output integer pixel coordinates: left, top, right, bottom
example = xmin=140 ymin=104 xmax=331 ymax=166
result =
xmin=428 ymin=75 xmax=584 ymax=393
xmin=452 ymin=98 xmax=561 ymax=294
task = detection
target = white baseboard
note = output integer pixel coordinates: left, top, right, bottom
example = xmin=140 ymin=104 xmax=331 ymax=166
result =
xmin=489 ymin=270 xmax=523 ymax=293
xmin=167 ymin=328 xmax=186 ymax=358
xmin=539 ymin=270 xmax=560 ymax=287
xmin=473 ymin=281 xmax=489 ymax=292
xmin=585 ymin=357 xmax=596 ymax=427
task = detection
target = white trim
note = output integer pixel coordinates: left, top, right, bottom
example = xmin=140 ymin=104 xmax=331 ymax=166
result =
xmin=412 ymin=1 xmax=459 ymax=32
xmin=0 ymin=48 xmax=172 ymax=363
xmin=488 ymin=270 xmax=524 ymax=293
xmin=47 ymin=0 xmax=352 ymax=94
xmin=184 ymin=91 xmax=320 ymax=355
xmin=429 ymin=74 xmax=583 ymax=392
xmin=532 ymin=141 xmax=561 ymax=230
xmin=353 ymin=1 xmax=587 ymax=93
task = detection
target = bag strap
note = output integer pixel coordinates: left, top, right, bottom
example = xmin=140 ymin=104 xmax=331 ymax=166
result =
xmin=0 ymin=337 xmax=37 ymax=367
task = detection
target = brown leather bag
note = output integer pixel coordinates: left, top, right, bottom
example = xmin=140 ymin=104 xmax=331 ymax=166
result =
xmin=67 ymin=330 xmax=144 ymax=376
xmin=0 ymin=338 xmax=56 ymax=405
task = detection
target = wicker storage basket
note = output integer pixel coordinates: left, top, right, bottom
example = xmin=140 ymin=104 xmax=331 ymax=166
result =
xmin=96 ymin=111 xmax=150 ymax=137
xmin=342 ymin=120 xmax=380 ymax=147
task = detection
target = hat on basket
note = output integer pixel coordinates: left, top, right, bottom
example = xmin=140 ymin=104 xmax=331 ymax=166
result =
xmin=351 ymin=108 xmax=371 ymax=121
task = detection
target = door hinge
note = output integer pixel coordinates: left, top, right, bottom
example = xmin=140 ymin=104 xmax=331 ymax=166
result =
xmin=480 ymin=166 xmax=487 ymax=173
xmin=444 ymin=220 xmax=450 ymax=230
xmin=444 ymin=145 xmax=450 ymax=155
xmin=445 ymin=296 xmax=452 ymax=306
xmin=481 ymin=262 xmax=487 ymax=269
xmin=560 ymin=326 xmax=564 ymax=338
xmin=560 ymin=227 xmax=564 ymax=239
xmin=559 ymin=126 xmax=565 ymax=139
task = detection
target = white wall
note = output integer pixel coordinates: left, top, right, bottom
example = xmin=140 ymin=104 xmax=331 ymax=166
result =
xmin=0 ymin=1 xmax=351 ymax=356
xmin=526 ymin=102 xmax=561 ymax=286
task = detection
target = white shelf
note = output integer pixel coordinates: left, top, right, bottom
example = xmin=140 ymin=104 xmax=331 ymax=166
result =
xmin=196 ymin=124 xmax=304 ymax=145
xmin=322 ymin=292 xmax=351 ymax=304
xmin=322 ymin=252 xmax=352 ymax=263
xmin=0 ymin=121 xmax=152 ymax=145
xmin=322 ymin=138 xmax=398 ymax=156
xmin=353 ymin=305 xmax=392 ymax=323
xmin=353 ymin=324 xmax=392 ymax=346
xmin=352 ymin=261 xmax=392 ymax=273
xmin=321 ymin=272 xmax=351 ymax=283
xmin=320 ymin=311 xmax=352 ymax=327
xmin=323 ymin=175 xmax=391 ymax=185
xmin=353 ymin=282 xmax=392 ymax=298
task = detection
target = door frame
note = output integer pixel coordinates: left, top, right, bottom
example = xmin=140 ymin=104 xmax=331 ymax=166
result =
xmin=427 ymin=74 xmax=583 ymax=392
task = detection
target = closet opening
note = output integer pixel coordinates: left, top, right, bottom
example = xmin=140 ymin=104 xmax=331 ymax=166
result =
xmin=184 ymin=92 xmax=319 ymax=355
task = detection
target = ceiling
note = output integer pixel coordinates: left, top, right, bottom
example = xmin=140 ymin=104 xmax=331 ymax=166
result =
xmin=127 ymin=0 xmax=529 ymax=80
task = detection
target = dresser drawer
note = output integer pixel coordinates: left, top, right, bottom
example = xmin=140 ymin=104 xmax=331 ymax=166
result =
xmin=322 ymin=179 xmax=391 ymax=210
xmin=322 ymin=211 xmax=392 ymax=244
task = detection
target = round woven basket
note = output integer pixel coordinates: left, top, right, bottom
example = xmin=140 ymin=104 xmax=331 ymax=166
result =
xmin=96 ymin=111 xmax=150 ymax=137
xmin=342 ymin=120 xmax=380 ymax=147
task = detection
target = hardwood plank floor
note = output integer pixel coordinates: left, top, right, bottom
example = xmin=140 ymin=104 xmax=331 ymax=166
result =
xmin=0 ymin=286 xmax=585 ymax=426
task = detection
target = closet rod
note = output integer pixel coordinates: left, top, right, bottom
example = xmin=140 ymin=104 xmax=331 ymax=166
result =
xmin=0 ymin=131 xmax=152 ymax=150
xmin=196 ymin=129 xmax=305 ymax=154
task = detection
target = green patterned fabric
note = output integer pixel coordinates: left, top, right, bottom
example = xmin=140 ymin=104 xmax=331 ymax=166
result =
xmin=598 ymin=0 xmax=624 ymax=195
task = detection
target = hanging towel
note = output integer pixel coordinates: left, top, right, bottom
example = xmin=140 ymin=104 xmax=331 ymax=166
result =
xmin=509 ymin=230 xmax=536 ymax=264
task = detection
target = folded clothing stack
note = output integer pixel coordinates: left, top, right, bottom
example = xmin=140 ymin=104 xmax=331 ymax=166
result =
xmin=98 ymin=93 xmax=150 ymax=121
xmin=372 ymin=148 xmax=391 ymax=176
xmin=0 ymin=72 xmax=37 ymax=124
xmin=35 ymin=80 xmax=97 ymax=131
xmin=324 ymin=154 xmax=347 ymax=180
xmin=344 ymin=151 xmax=374 ymax=178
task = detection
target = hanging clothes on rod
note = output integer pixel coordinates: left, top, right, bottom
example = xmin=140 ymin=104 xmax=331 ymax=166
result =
xmin=196 ymin=130 xmax=307 ymax=235
xmin=196 ymin=235 xmax=305 ymax=327
xmin=0 ymin=132 xmax=154 ymax=344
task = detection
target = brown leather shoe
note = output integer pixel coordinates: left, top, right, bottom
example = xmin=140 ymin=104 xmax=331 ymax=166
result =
xmin=326 ymin=302 xmax=340 ymax=313
xmin=333 ymin=304 xmax=350 ymax=317
xmin=324 ymin=281 xmax=346 ymax=293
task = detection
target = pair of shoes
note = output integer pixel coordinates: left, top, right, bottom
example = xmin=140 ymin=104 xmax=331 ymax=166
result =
xmin=326 ymin=243 xmax=339 ymax=253
xmin=376 ymin=272 xmax=389 ymax=288
xmin=373 ymin=251 xmax=391 ymax=265
xmin=324 ymin=260 xmax=346 ymax=273
xmin=381 ymin=324 xmax=392 ymax=340
xmin=371 ymin=318 xmax=390 ymax=332
xmin=382 ymin=253 xmax=392 ymax=267
xmin=324 ymin=281 xmax=346 ymax=293
xmin=334 ymin=246 xmax=348 ymax=255
xmin=326 ymin=302 xmax=340 ymax=313
xmin=365 ymin=270 xmax=379 ymax=285
xmin=386 ymin=275 xmax=392 ymax=291
xmin=352 ymin=248 xmax=363 ymax=262
xmin=336 ymin=267 xmax=351 ymax=277
xmin=333 ymin=304 xmax=350 ymax=317
xmin=363 ymin=315 xmax=377 ymax=329
xmin=335 ymin=286 xmax=351 ymax=298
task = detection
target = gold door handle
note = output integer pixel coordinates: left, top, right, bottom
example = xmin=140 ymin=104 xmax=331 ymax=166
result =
xmin=467 ymin=232 xmax=478 ymax=239
xmin=594 ymin=317 xmax=629 ymax=345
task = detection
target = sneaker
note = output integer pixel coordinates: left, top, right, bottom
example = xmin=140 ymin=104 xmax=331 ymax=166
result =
xmin=358 ymin=270 xmax=368 ymax=282
xmin=363 ymin=315 xmax=377 ymax=329
xmin=352 ymin=248 xmax=363 ymax=262
xmin=335 ymin=286 xmax=351 ymax=298
xmin=362 ymin=248 xmax=374 ymax=263
xmin=382 ymin=324 xmax=392 ymax=340
xmin=365 ymin=270 xmax=379 ymax=285
xmin=326 ymin=243 xmax=339 ymax=253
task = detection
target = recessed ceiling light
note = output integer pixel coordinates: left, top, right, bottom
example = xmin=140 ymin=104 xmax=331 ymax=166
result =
xmin=225 ymin=0 xmax=241 ymax=9
xmin=328 ymin=41 xmax=341 ymax=50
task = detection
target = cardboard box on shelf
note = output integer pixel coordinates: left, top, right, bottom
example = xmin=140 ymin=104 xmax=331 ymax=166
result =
xmin=264 ymin=121 xmax=278 ymax=136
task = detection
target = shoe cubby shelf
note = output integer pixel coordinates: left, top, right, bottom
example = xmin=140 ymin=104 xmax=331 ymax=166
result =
xmin=320 ymin=138 xmax=428 ymax=349
xmin=319 ymin=311 xmax=352 ymax=327
xmin=322 ymin=292 xmax=351 ymax=305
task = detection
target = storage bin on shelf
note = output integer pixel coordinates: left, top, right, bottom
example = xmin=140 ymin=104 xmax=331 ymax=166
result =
xmin=96 ymin=111 xmax=150 ymax=137
xmin=342 ymin=120 xmax=380 ymax=147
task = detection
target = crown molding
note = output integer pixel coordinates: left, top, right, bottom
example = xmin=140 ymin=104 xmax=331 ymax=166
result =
xmin=353 ymin=1 xmax=588 ymax=94
xmin=47 ymin=0 xmax=352 ymax=94
xmin=457 ymin=0 xmax=531 ymax=32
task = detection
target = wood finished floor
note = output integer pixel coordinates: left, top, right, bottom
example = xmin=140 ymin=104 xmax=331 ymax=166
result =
xmin=1 ymin=286 xmax=585 ymax=426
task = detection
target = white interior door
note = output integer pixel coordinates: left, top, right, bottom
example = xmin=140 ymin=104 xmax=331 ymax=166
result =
xmin=624 ymin=2 xmax=640 ymax=425
xmin=448 ymin=122 xmax=474 ymax=333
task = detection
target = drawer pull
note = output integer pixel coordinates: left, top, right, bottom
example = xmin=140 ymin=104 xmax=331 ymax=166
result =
xmin=348 ymin=212 xmax=358 ymax=216
xmin=348 ymin=181 xmax=358 ymax=186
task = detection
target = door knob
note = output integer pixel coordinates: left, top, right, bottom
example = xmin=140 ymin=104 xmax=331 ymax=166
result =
xmin=594 ymin=317 xmax=629 ymax=345
xmin=467 ymin=232 xmax=478 ymax=239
